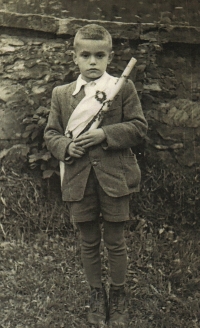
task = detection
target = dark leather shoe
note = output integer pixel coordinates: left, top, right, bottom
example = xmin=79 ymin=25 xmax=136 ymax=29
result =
xmin=88 ymin=285 xmax=108 ymax=325
xmin=108 ymin=286 xmax=129 ymax=327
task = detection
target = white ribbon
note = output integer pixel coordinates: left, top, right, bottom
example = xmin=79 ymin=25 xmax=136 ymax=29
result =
xmin=66 ymin=73 xmax=118 ymax=139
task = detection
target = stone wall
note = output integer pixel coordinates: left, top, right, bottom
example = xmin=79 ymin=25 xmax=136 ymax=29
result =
xmin=1 ymin=0 xmax=200 ymax=26
xmin=0 ymin=9 xmax=200 ymax=171
xmin=145 ymin=42 xmax=200 ymax=168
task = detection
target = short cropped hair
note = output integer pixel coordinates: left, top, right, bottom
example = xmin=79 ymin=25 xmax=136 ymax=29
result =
xmin=74 ymin=24 xmax=112 ymax=50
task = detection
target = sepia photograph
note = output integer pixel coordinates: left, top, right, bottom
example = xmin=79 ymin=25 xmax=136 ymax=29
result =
xmin=0 ymin=1 xmax=200 ymax=327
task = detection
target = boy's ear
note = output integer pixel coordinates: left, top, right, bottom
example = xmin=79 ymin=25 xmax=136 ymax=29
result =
xmin=72 ymin=51 xmax=78 ymax=65
xmin=108 ymin=51 xmax=114 ymax=64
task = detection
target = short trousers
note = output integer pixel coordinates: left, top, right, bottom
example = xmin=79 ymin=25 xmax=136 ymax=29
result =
xmin=67 ymin=168 xmax=130 ymax=223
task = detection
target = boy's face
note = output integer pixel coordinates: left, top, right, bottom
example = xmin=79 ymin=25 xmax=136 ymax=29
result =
xmin=73 ymin=39 xmax=114 ymax=82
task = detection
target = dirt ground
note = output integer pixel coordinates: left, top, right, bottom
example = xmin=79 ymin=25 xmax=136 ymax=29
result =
xmin=0 ymin=170 xmax=200 ymax=327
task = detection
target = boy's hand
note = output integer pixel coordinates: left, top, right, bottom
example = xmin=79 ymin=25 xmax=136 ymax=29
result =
xmin=75 ymin=128 xmax=106 ymax=148
xmin=67 ymin=141 xmax=86 ymax=158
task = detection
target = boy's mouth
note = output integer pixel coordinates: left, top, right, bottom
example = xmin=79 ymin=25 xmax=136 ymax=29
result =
xmin=88 ymin=68 xmax=99 ymax=71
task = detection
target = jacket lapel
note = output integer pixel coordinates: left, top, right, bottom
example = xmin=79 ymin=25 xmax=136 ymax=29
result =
xmin=70 ymin=86 xmax=85 ymax=112
xmin=62 ymin=83 xmax=86 ymax=131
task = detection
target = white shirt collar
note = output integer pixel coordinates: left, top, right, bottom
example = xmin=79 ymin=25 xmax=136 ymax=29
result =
xmin=72 ymin=72 xmax=108 ymax=96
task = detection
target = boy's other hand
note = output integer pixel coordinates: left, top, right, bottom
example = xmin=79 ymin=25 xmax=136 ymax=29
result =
xmin=67 ymin=141 xmax=86 ymax=158
xmin=75 ymin=128 xmax=106 ymax=148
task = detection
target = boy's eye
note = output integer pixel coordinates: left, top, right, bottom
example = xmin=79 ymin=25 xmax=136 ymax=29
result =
xmin=81 ymin=53 xmax=89 ymax=58
xmin=97 ymin=53 xmax=105 ymax=59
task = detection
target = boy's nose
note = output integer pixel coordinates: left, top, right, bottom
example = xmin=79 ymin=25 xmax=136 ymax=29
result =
xmin=90 ymin=55 xmax=96 ymax=65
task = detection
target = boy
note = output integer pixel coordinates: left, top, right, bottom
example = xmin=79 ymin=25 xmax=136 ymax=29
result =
xmin=44 ymin=24 xmax=147 ymax=326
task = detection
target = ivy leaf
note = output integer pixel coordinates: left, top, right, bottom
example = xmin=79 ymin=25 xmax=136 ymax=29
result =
xmin=29 ymin=154 xmax=40 ymax=163
xmin=32 ymin=114 xmax=40 ymax=121
xmin=42 ymin=141 xmax=46 ymax=148
xmin=40 ymin=163 xmax=47 ymax=171
xmin=43 ymin=170 xmax=54 ymax=179
xmin=22 ymin=130 xmax=32 ymax=138
xmin=38 ymin=118 xmax=47 ymax=126
xmin=30 ymin=162 xmax=39 ymax=169
xmin=23 ymin=117 xmax=33 ymax=124
xmin=55 ymin=170 xmax=60 ymax=176
xmin=31 ymin=129 xmax=41 ymax=140
xmin=29 ymin=151 xmax=51 ymax=163
xmin=25 ymin=124 xmax=37 ymax=131
xmin=49 ymin=157 xmax=59 ymax=168
xmin=36 ymin=106 xmax=50 ymax=115
xmin=0 ymin=149 xmax=9 ymax=159
xmin=41 ymin=152 xmax=51 ymax=161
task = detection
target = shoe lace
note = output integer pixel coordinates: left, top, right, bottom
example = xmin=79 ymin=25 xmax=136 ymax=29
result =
xmin=90 ymin=288 xmax=105 ymax=314
xmin=110 ymin=289 xmax=126 ymax=315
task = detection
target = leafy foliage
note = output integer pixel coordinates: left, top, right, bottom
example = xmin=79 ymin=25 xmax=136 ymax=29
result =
xmin=0 ymin=169 xmax=69 ymax=240
xmin=131 ymin=157 xmax=200 ymax=227
xmin=22 ymin=106 xmax=60 ymax=179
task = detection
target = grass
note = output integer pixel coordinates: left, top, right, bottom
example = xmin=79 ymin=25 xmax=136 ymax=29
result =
xmin=0 ymin=167 xmax=200 ymax=327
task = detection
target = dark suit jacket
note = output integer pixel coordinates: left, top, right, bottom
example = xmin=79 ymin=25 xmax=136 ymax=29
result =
xmin=44 ymin=78 xmax=148 ymax=201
